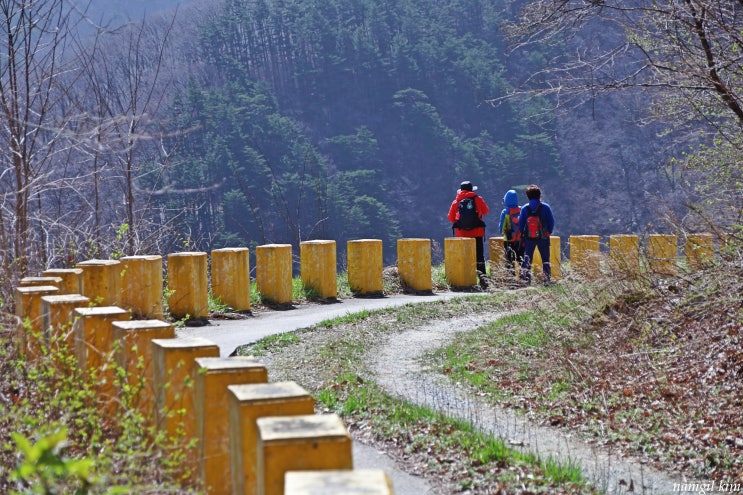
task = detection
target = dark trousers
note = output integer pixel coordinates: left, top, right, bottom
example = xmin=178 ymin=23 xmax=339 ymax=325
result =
xmin=504 ymin=240 xmax=524 ymax=278
xmin=475 ymin=236 xmax=486 ymax=274
xmin=521 ymin=238 xmax=551 ymax=283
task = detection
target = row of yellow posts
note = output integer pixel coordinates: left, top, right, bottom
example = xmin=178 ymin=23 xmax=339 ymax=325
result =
xmin=486 ymin=233 xmax=717 ymax=282
xmin=18 ymin=233 xmax=718 ymax=324
xmin=14 ymin=287 xmax=394 ymax=493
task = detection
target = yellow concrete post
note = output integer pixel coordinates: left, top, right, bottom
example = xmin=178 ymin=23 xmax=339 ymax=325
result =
xmin=228 ymin=381 xmax=315 ymax=495
xmin=569 ymin=235 xmax=601 ymax=280
xmin=284 ymin=470 xmax=394 ymax=495
xmin=300 ymin=240 xmax=337 ymax=300
xmin=72 ymin=307 xmax=130 ymax=412
xmin=167 ymin=252 xmax=209 ymax=321
xmin=193 ymin=357 xmax=268 ymax=495
xmin=112 ymin=319 xmax=175 ymax=421
xmin=42 ymin=268 xmax=84 ymax=295
xmin=549 ymin=236 xmax=561 ymax=280
xmin=77 ymin=259 xmax=122 ymax=306
xmin=256 ymin=413 xmax=353 ymax=495
xmin=41 ymin=294 xmax=90 ymax=353
xmin=396 ymin=238 xmax=432 ymax=293
xmin=488 ymin=236 xmax=517 ymax=283
xmin=347 ymin=239 xmax=384 ymax=296
xmin=648 ymin=234 xmax=678 ymax=276
xmin=686 ymin=233 xmax=714 ymax=270
xmin=255 ymin=244 xmax=293 ymax=305
xmin=444 ymin=237 xmax=477 ymax=288
xmin=15 ymin=285 xmax=59 ymax=358
xmin=211 ymin=248 xmax=251 ymax=312
xmin=120 ymin=255 xmax=164 ymax=319
xmin=609 ymin=235 xmax=640 ymax=277
xmin=20 ymin=276 xmax=63 ymax=288
xmin=152 ymin=336 xmax=220 ymax=482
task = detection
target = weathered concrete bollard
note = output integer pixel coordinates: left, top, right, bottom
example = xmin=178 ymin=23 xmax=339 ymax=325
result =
xmin=193 ymin=357 xmax=268 ymax=495
xmin=112 ymin=319 xmax=175 ymax=421
xmin=488 ymin=236 xmax=517 ymax=283
xmin=167 ymin=252 xmax=209 ymax=321
xmin=152 ymin=336 xmax=220 ymax=482
xmin=228 ymin=381 xmax=315 ymax=495
xmin=15 ymin=285 xmax=59 ymax=358
xmin=347 ymin=239 xmax=384 ymax=296
xmin=120 ymin=255 xmax=164 ymax=319
xmin=73 ymin=307 xmax=130 ymax=412
xmin=211 ymin=248 xmax=251 ymax=312
xmin=569 ymin=235 xmax=601 ymax=279
xmin=396 ymin=238 xmax=432 ymax=293
xmin=41 ymin=294 xmax=91 ymax=352
xmin=256 ymin=413 xmax=353 ymax=495
xmin=42 ymin=268 xmax=84 ymax=295
xmin=609 ymin=235 xmax=640 ymax=276
xmin=255 ymin=244 xmax=293 ymax=305
xmin=444 ymin=237 xmax=477 ymax=288
xmin=300 ymin=240 xmax=337 ymax=300
xmin=284 ymin=469 xmax=394 ymax=495
xmin=686 ymin=233 xmax=714 ymax=270
xmin=648 ymin=234 xmax=678 ymax=276
xmin=530 ymin=236 xmax=561 ymax=280
xmin=20 ymin=276 xmax=63 ymax=288
xmin=77 ymin=259 xmax=122 ymax=306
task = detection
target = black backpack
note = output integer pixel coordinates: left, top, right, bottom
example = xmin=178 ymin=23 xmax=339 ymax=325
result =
xmin=454 ymin=195 xmax=485 ymax=230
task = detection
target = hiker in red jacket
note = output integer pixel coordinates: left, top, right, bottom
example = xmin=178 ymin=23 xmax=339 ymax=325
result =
xmin=447 ymin=180 xmax=490 ymax=278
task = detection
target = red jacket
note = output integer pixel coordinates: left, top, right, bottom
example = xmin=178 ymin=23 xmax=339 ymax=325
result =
xmin=448 ymin=190 xmax=489 ymax=237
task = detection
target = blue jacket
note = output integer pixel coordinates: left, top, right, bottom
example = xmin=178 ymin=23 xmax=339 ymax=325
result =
xmin=518 ymin=199 xmax=555 ymax=239
xmin=497 ymin=190 xmax=520 ymax=235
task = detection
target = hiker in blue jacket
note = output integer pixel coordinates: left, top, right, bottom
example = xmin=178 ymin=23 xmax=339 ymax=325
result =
xmin=518 ymin=184 xmax=555 ymax=285
xmin=497 ymin=189 xmax=524 ymax=280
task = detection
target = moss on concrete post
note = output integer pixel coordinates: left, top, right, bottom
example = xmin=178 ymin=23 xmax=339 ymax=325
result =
xmin=193 ymin=357 xmax=268 ymax=495
xmin=300 ymin=240 xmax=337 ymax=300
xmin=255 ymin=244 xmax=293 ymax=305
xmin=41 ymin=294 xmax=90 ymax=353
xmin=609 ymin=235 xmax=640 ymax=277
xmin=396 ymin=238 xmax=432 ymax=293
xmin=347 ymin=239 xmax=384 ymax=296
xmin=256 ymin=413 xmax=353 ymax=495
xmin=112 ymin=319 xmax=175 ymax=423
xmin=686 ymin=233 xmax=714 ymax=270
xmin=120 ymin=255 xmax=164 ymax=319
xmin=167 ymin=252 xmax=209 ymax=321
xmin=152 ymin=336 xmax=220 ymax=482
xmin=73 ymin=307 xmax=130 ymax=413
xmin=15 ymin=285 xmax=59 ymax=358
xmin=228 ymin=381 xmax=315 ymax=495
xmin=284 ymin=470 xmax=394 ymax=495
xmin=42 ymin=268 xmax=83 ymax=295
xmin=648 ymin=234 xmax=678 ymax=276
xmin=77 ymin=259 xmax=122 ymax=306
xmin=569 ymin=235 xmax=601 ymax=280
xmin=211 ymin=247 xmax=251 ymax=312
xmin=444 ymin=237 xmax=477 ymax=288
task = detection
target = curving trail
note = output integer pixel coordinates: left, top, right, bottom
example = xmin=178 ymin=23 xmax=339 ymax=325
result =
xmin=369 ymin=312 xmax=684 ymax=495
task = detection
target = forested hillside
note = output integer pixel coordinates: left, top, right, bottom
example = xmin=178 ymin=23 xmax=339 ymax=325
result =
xmin=1 ymin=0 xmax=736 ymax=296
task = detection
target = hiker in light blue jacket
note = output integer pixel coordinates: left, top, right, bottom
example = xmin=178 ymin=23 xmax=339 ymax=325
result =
xmin=497 ymin=189 xmax=524 ymax=280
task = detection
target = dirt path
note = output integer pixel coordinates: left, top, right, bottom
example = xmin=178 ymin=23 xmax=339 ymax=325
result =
xmin=368 ymin=312 xmax=685 ymax=495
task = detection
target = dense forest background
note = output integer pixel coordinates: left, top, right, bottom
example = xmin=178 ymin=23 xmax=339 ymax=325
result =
xmin=1 ymin=0 xmax=737 ymax=293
